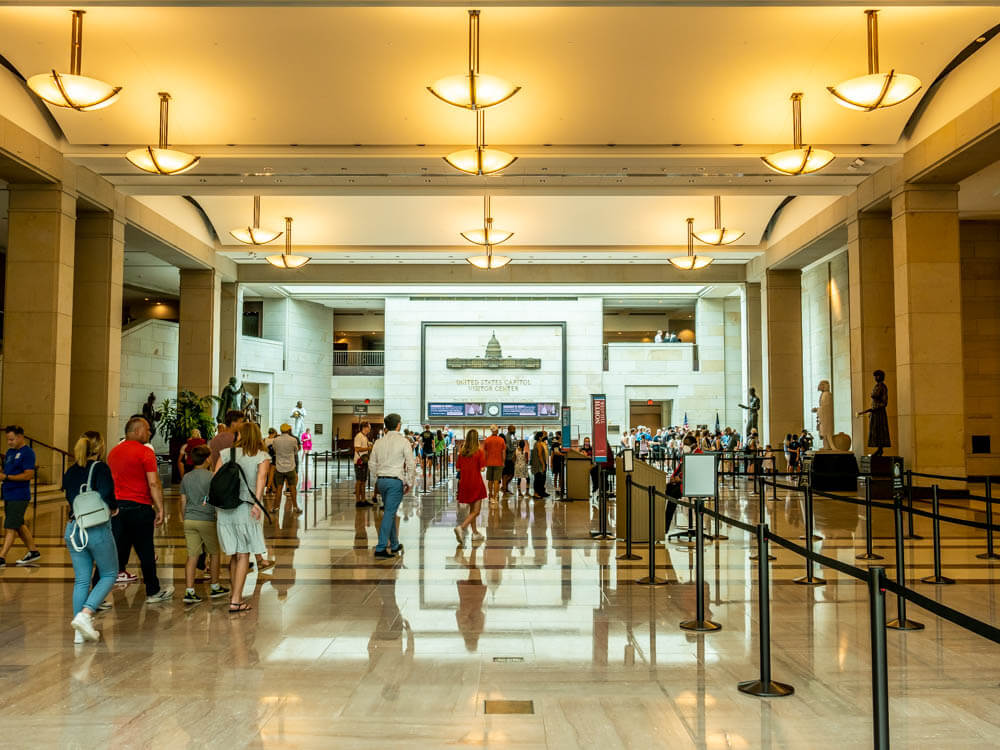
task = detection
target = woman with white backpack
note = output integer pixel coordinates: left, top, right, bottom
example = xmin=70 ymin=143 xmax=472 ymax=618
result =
xmin=62 ymin=431 xmax=118 ymax=644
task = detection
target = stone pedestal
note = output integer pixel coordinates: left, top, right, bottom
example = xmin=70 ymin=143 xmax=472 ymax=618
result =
xmin=806 ymin=450 xmax=859 ymax=492
xmin=859 ymin=454 xmax=899 ymax=499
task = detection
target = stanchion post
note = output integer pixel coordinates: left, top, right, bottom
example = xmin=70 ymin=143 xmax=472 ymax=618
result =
xmin=618 ymin=474 xmax=641 ymax=561
xmin=886 ymin=489 xmax=924 ymax=631
xmin=637 ymin=485 xmax=667 ymax=585
xmin=977 ymin=477 xmax=1000 ymax=560
xmin=920 ymin=485 xmax=955 ymax=584
xmin=591 ymin=465 xmax=614 ymax=540
xmin=680 ymin=499 xmax=722 ymax=632
xmin=738 ymin=523 xmax=793 ymax=698
xmin=857 ymin=477 xmax=884 ymax=561
xmin=868 ymin=566 xmax=891 ymax=750
xmin=793 ymin=486 xmax=825 ymax=585
xmin=905 ymin=469 xmax=920 ymax=539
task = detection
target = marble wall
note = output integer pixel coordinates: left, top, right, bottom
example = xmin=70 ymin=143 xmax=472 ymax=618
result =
xmin=801 ymin=252 xmax=851 ymax=443
xmin=119 ymin=319 xmax=178 ymax=451
xmin=960 ymin=220 xmax=1000 ymax=476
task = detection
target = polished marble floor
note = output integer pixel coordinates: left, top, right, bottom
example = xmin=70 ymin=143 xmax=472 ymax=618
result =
xmin=2 ymin=467 xmax=1000 ymax=749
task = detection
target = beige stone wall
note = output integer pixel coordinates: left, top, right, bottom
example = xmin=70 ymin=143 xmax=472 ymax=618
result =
xmin=723 ymin=297 xmax=743 ymax=430
xmin=119 ymin=319 xmax=178 ymax=451
xmin=960 ymin=220 xmax=1000 ymax=477
xmin=801 ymin=252 xmax=852 ymax=442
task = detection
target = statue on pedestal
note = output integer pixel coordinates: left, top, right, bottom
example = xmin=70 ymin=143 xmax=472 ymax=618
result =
xmin=142 ymin=392 xmax=161 ymax=440
xmin=217 ymin=377 xmax=246 ymax=424
xmin=290 ymin=401 xmax=307 ymax=437
xmin=857 ymin=369 xmax=891 ymax=457
xmin=812 ymin=380 xmax=835 ymax=451
xmin=738 ymin=387 xmax=761 ymax=436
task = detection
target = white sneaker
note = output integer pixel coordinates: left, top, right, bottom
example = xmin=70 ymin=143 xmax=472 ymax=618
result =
xmin=71 ymin=611 xmax=100 ymax=642
xmin=73 ymin=630 xmax=84 ymax=644
xmin=471 ymin=532 xmax=485 ymax=542
xmin=453 ymin=526 xmax=464 ymax=544
xmin=145 ymin=587 xmax=174 ymax=604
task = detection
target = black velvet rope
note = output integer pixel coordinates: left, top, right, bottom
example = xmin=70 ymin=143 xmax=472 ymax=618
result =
xmin=881 ymin=578 xmax=1000 ymax=645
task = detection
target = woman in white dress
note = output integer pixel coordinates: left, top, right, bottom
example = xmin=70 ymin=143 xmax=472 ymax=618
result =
xmin=214 ymin=421 xmax=270 ymax=613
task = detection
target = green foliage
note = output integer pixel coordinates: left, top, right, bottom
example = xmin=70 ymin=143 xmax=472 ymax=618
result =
xmin=160 ymin=391 xmax=218 ymax=442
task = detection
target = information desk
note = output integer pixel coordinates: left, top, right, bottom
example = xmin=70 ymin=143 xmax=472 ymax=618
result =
xmin=614 ymin=454 xmax=667 ymax=542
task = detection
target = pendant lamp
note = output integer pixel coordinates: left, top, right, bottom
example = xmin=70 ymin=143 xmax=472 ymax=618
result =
xmin=27 ymin=10 xmax=121 ymax=111
xmin=466 ymin=245 xmax=512 ymax=270
xmin=428 ymin=10 xmax=520 ymax=110
xmin=461 ymin=195 xmax=513 ymax=246
xmin=828 ymin=10 xmax=921 ymax=112
xmin=265 ymin=217 xmax=311 ymax=269
xmin=230 ymin=196 xmax=282 ymax=245
xmin=669 ymin=218 xmax=714 ymax=271
xmin=693 ymin=196 xmax=745 ymax=246
xmin=445 ymin=110 xmax=516 ymax=176
xmin=125 ymin=93 xmax=200 ymax=175
xmin=761 ymin=93 xmax=834 ymax=176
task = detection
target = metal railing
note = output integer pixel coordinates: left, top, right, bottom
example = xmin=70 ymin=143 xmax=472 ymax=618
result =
xmin=333 ymin=350 xmax=384 ymax=367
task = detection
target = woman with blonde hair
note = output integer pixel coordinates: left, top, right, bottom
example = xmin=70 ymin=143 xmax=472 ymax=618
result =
xmin=453 ymin=429 xmax=487 ymax=544
xmin=214 ymin=421 xmax=271 ymax=612
xmin=62 ymin=431 xmax=118 ymax=643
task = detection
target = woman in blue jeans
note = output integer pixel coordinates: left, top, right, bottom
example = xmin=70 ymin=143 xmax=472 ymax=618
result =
xmin=62 ymin=431 xmax=118 ymax=644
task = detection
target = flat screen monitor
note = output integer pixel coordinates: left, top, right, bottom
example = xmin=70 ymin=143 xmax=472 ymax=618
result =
xmin=501 ymin=403 xmax=538 ymax=417
xmin=427 ymin=403 xmax=465 ymax=418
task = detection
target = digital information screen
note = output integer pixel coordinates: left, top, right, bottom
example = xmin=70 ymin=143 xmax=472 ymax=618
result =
xmin=464 ymin=403 xmax=484 ymax=416
xmin=502 ymin=403 xmax=538 ymax=417
xmin=538 ymin=403 xmax=558 ymax=417
xmin=427 ymin=403 xmax=466 ymax=418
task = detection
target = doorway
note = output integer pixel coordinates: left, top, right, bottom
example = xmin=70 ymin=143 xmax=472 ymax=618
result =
xmin=628 ymin=400 xmax=672 ymax=432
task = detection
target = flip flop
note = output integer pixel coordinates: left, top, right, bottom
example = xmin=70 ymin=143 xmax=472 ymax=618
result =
xmin=229 ymin=602 xmax=252 ymax=613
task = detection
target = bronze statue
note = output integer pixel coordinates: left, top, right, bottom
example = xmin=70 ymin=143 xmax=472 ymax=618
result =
xmin=141 ymin=392 xmax=161 ymax=440
xmin=738 ymin=387 xmax=760 ymax=435
xmin=857 ymin=369 xmax=890 ymax=457
xmin=217 ymin=377 xmax=246 ymax=423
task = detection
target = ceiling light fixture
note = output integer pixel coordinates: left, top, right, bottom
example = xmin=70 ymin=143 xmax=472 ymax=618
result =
xmin=444 ymin=110 xmax=516 ymax=175
xmin=669 ymin=218 xmax=714 ymax=271
xmin=27 ymin=10 xmax=121 ymax=111
xmin=693 ymin=196 xmax=745 ymax=246
xmin=125 ymin=93 xmax=200 ymax=175
xmin=828 ymin=10 xmax=921 ymax=112
xmin=461 ymin=195 xmax=513 ymax=246
xmin=230 ymin=196 xmax=282 ymax=245
xmin=761 ymin=93 xmax=834 ymax=176
xmin=265 ymin=217 xmax=310 ymax=269
xmin=427 ymin=9 xmax=520 ymax=110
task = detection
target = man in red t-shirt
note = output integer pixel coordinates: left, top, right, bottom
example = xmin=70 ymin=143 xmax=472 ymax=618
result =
xmin=107 ymin=416 xmax=172 ymax=603
xmin=482 ymin=425 xmax=507 ymax=503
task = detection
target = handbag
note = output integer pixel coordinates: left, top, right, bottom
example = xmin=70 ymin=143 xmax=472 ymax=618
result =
xmin=69 ymin=462 xmax=112 ymax=552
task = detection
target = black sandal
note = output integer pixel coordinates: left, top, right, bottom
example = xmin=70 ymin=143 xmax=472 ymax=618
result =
xmin=229 ymin=602 xmax=252 ymax=613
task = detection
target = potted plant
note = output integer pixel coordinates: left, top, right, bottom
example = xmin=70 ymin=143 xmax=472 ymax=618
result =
xmin=159 ymin=391 xmax=218 ymax=483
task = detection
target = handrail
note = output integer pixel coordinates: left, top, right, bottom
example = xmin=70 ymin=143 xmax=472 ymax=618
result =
xmin=25 ymin=436 xmax=72 ymax=458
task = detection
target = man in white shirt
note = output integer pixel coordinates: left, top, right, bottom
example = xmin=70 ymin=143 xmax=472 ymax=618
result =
xmin=354 ymin=422 xmax=372 ymax=508
xmin=368 ymin=413 xmax=416 ymax=560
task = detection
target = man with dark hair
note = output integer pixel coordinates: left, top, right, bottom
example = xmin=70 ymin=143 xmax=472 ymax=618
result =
xmin=209 ymin=410 xmax=245 ymax=468
xmin=0 ymin=425 xmax=40 ymax=567
xmin=107 ymin=416 xmax=173 ymax=603
xmin=368 ymin=413 xmax=415 ymax=560
xmin=501 ymin=424 xmax=517 ymax=496
xmin=354 ymin=421 xmax=372 ymax=508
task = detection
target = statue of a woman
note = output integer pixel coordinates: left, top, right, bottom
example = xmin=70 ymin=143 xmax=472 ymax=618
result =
xmin=812 ymin=380 xmax=834 ymax=451
xmin=857 ymin=369 xmax=890 ymax=457
xmin=738 ymin=387 xmax=761 ymax=435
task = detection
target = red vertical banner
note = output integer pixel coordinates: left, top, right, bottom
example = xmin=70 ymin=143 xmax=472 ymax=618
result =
xmin=591 ymin=393 xmax=608 ymax=463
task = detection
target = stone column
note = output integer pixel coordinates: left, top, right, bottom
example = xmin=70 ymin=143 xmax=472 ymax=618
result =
xmin=69 ymin=211 xmax=125 ymax=443
xmin=744 ymin=282 xmax=763 ymax=403
xmin=178 ymin=269 xmax=220 ymax=398
xmin=219 ymin=282 xmax=243 ymax=391
xmin=760 ymin=269 xmax=803 ymax=451
xmin=891 ymin=184 xmax=965 ymax=481
xmin=2 ymin=184 xmax=76 ymax=451
xmin=847 ymin=212 xmax=897 ymax=456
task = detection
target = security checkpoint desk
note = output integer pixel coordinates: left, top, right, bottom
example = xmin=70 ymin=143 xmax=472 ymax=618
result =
xmin=614 ymin=455 xmax=667 ymax=543
xmin=565 ymin=449 xmax=594 ymax=501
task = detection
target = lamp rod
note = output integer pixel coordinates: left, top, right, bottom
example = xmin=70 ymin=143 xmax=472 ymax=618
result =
xmin=70 ymin=10 xmax=84 ymax=75
xmin=157 ymin=92 xmax=170 ymax=149
xmin=866 ymin=10 xmax=879 ymax=75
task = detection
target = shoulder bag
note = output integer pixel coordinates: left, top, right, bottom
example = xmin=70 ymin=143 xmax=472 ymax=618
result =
xmin=69 ymin=462 xmax=112 ymax=552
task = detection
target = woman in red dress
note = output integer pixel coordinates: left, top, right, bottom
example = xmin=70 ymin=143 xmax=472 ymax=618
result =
xmin=453 ymin=429 xmax=487 ymax=545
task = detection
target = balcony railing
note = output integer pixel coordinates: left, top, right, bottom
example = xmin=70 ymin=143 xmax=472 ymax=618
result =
xmin=333 ymin=350 xmax=384 ymax=374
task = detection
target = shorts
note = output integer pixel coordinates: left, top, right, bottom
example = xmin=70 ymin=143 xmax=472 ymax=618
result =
xmin=3 ymin=499 xmax=28 ymax=529
xmin=485 ymin=465 xmax=503 ymax=481
xmin=503 ymin=459 xmax=515 ymax=476
xmin=184 ymin=519 xmax=221 ymax=557
xmin=274 ymin=470 xmax=297 ymax=490
xmin=552 ymin=456 xmax=565 ymax=472
xmin=355 ymin=461 xmax=369 ymax=482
